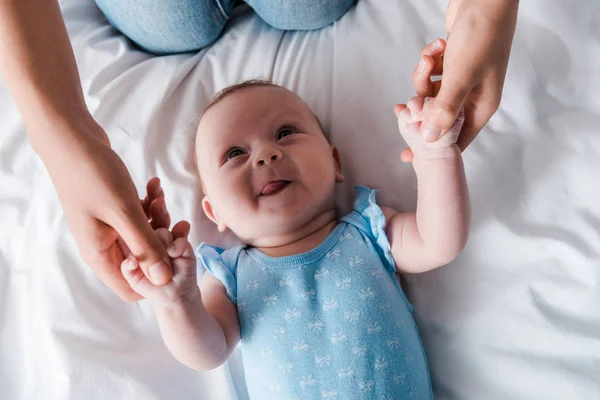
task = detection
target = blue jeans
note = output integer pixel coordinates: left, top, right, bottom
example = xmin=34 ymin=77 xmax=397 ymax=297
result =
xmin=94 ymin=0 xmax=356 ymax=54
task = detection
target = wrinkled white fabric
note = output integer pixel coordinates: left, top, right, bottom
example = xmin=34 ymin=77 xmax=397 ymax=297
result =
xmin=1 ymin=0 xmax=599 ymax=399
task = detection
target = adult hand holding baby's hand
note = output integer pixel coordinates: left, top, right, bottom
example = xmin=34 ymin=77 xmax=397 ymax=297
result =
xmin=395 ymin=96 xmax=464 ymax=160
xmin=40 ymin=126 xmax=175 ymax=302
xmin=121 ymin=221 xmax=198 ymax=308
xmin=119 ymin=177 xmax=196 ymax=306
xmin=404 ymin=0 xmax=518 ymax=161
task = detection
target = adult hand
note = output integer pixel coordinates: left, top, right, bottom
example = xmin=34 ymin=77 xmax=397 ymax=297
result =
xmin=1 ymin=0 xmax=175 ymax=301
xmin=403 ymin=0 xmax=518 ymax=161
xmin=42 ymin=125 xmax=174 ymax=301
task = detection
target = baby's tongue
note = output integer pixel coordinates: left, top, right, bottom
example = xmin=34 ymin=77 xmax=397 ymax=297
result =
xmin=262 ymin=180 xmax=287 ymax=196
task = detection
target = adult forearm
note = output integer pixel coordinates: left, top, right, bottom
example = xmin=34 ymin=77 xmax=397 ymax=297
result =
xmin=413 ymin=146 xmax=470 ymax=265
xmin=0 ymin=0 xmax=100 ymax=154
xmin=154 ymin=292 xmax=230 ymax=371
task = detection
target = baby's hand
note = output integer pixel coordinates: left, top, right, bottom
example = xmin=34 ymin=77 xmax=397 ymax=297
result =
xmin=395 ymin=96 xmax=464 ymax=160
xmin=121 ymin=226 xmax=198 ymax=308
xmin=122 ymin=179 xmax=197 ymax=307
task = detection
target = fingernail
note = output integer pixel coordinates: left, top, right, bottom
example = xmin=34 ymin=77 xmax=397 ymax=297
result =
xmin=418 ymin=57 xmax=427 ymax=71
xmin=421 ymin=123 xmax=441 ymax=142
xmin=149 ymin=261 xmax=170 ymax=284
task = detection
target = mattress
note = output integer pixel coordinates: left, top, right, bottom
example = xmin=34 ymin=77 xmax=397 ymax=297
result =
xmin=1 ymin=0 xmax=599 ymax=399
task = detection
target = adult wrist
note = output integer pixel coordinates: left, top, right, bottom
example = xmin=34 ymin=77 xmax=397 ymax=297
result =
xmin=29 ymin=110 xmax=109 ymax=160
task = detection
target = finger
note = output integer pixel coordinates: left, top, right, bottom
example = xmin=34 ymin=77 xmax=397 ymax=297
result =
xmin=142 ymin=177 xmax=162 ymax=216
xmin=407 ymin=96 xmax=425 ymax=116
xmin=180 ymin=240 xmax=195 ymax=260
xmin=420 ymin=40 xmax=445 ymax=77
xmin=413 ymin=55 xmax=434 ymax=97
xmin=146 ymin=177 xmax=163 ymax=201
xmin=81 ymin=223 xmax=142 ymax=302
xmin=149 ymin=197 xmax=171 ymax=230
xmin=121 ymin=257 xmax=156 ymax=298
xmin=400 ymin=148 xmax=414 ymax=163
xmin=393 ymin=104 xmax=407 ymax=118
xmin=420 ymin=38 xmax=446 ymax=58
xmin=420 ymin=79 xmax=474 ymax=142
xmin=166 ymin=237 xmax=190 ymax=259
xmin=414 ymin=39 xmax=446 ymax=97
xmin=113 ymin=202 xmax=173 ymax=286
xmin=396 ymin=107 xmax=412 ymax=129
xmin=168 ymin=239 xmax=196 ymax=277
xmin=117 ymin=236 xmax=132 ymax=259
xmin=172 ymin=220 xmax=191 ymax=240
xmin=413 ymin=55 xmax=444 ymax=82
xmin=430 ymin=53 xmax=444 ymax=77
xmin=155 ymin=227 xmax=174 ymax=248
xmin=413 ymin=53 xmax=445 ymax=97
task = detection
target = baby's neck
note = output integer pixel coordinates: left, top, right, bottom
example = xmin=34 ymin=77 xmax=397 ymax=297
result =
xmin=254 ymin=211 xmax=337 ymax=258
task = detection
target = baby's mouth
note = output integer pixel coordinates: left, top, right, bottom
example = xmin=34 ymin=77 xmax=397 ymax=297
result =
xmin=261 ymin=180 xmax=291 ymax=196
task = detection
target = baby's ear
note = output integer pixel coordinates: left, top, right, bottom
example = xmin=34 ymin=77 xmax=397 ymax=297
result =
xmin=202 ymin=196 xmax=228 ymax=232
xmin=332 ymin=146 xmax=344 ymax=183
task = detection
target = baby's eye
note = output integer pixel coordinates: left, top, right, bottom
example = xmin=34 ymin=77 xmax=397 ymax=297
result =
xmin=277 ymin=128 xmax=296 ymax=140
xmin=226 ymin=148 xmax=246 ymax=160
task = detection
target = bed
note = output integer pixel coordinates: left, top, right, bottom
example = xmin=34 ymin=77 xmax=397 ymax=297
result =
xmin=1 ymin=0 xmax=599 ymax=398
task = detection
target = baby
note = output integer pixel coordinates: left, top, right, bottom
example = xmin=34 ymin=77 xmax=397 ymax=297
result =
xmin=121 ymin=80 xmax=470 ymax=399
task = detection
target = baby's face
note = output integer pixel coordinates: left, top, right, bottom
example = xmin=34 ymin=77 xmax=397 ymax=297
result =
xmin=196 ymin=85 xmax=343 ymax=246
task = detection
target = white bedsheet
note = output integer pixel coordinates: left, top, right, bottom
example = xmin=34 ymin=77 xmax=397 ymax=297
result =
xmin=1 ymin=0 xmax=599 ymax=399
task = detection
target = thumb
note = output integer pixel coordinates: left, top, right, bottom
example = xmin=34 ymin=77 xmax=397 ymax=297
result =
xmin=421 ymin=79 xmax=472 ymax=143
xmin=113 ymin=205 xmax=173 ymax=286
xmin=121 ymin=257 xmax=157 ymax=298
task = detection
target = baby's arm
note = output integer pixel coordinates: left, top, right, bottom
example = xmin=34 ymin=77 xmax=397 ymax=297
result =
xmin=121 ymin=227 xmax=240 ymax=371
xmin=385 ymin=96 xmax=470 ymax=273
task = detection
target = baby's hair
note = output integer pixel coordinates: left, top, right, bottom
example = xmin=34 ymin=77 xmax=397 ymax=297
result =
xmin=200 ymin=79 xmax=326 ymax=134
xmin=202 ymin=79 xmax=275 ymax=116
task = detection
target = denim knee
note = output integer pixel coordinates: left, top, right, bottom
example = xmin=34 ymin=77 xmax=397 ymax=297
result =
xmin=94 ymin=0 xmax=235 ymax=54
xmin=246 ymin=0 xmax=356 ymax=31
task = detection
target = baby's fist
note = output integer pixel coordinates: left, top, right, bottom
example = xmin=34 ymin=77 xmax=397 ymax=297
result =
xmin=395 ymin=96 xmax=464 ymax=157
xmin=121 ymin=226 xmax=199 ymax=307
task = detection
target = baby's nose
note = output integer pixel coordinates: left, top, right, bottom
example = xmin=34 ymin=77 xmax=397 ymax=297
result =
xmin=255 ymin=146 xmax=283 ymax=167
xmin=258 ymin=153 xmax=278 ymax=166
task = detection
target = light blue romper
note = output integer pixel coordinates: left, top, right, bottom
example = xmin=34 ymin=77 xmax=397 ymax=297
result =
xmin=196 ymin=187 xmax=432 ymax=400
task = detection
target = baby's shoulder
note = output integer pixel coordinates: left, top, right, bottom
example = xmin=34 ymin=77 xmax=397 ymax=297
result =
xmin=195 ymin=243 xmax=247 ymax=303
xmin=340 ymin=186 xmax=396 ymax=273
xmin=196 ymin=243 xmax=245 ymax=270
xmin=341 ymin=186 xmax=387 ymax=238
